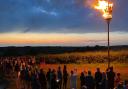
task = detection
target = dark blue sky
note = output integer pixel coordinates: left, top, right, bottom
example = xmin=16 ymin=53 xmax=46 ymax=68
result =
xmin=0 ymin=0 xmax=128 ymax=46
xmin=0 ymin=0 xmax=127 ymax=33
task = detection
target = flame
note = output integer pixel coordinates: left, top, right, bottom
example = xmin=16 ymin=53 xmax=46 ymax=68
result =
xmin=94 ymin=0 xmax=113 ymax=19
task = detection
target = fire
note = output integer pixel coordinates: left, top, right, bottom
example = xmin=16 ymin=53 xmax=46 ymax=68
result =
xmin=94 ymin=0 xmax=113 ymax=20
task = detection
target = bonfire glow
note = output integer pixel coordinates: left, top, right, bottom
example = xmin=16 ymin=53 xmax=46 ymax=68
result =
xmin=94 ymin=0 xmax=113 ymax=20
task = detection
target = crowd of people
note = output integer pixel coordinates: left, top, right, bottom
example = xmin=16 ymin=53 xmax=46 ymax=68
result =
xmin=0 ymin=56 xmax=128 ymax=89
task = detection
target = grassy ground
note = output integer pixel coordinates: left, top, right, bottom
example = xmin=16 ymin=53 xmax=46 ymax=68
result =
xmin=41 ymin=50 xmax=128 ymax=64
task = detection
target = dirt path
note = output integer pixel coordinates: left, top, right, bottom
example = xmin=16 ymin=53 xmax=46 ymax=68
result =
xmin=3 ymin=74 xmax=17 ymax=89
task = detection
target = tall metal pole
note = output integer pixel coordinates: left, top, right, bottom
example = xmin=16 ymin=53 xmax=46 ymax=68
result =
xmin=107 ymin=19 xmax=110 ymax=68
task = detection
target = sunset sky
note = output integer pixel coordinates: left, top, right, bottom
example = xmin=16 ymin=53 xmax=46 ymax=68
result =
xmin=0 ymin=0 xmax=128 ymax=46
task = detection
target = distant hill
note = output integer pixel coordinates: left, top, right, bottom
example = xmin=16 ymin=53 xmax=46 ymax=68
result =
xmin=0 ymin=45 xmax=128 ymax=56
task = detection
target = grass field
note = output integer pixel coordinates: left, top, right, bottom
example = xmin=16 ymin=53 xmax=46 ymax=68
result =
xmin=40 ymin=50 xmax=128 ymax=64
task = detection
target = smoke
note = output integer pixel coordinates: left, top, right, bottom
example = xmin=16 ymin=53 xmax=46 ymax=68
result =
xmin=84 ymin=0 xmax=98 ymax=8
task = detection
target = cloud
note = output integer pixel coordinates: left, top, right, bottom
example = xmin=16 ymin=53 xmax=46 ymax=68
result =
xmin=36 ymin=7 xmax=59 ymax=16
xmin=0 ymin=0 xmax=127 ymax=33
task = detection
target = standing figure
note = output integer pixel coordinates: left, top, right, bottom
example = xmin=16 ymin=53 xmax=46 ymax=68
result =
xmin=80 ymin=72 xmax=85 ymax=88
xmin=70 ymin=70 xmax=77 ymax=89
xmin=101 ymin=72 xmax=107 ymax=89
xmin=95 ymin=68 xmax=102 ymax=89
xmin=63 ymin=65 xmax=68 ymax=89
xmin=57 ymin=66 xmax=62 ymax=89
xmin=85 ymin=71 xmax=95 ymax=89
xmin=39 ymin=69 xmax=47 ymax=89
xmin=46 ymin=68 xmax=52 ymax=89
xmin=115 ymin=73 xmax=121 ymax=87
xmin=31 ymin=70 xmax=40 ymax=89
xmin=107 ymin=67 xmax=115 ymax=89
xmin=51 ymin=74 xmax=58 ymax=89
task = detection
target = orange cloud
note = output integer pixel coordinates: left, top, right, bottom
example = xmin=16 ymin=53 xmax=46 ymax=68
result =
xmin=0 ymin=32 xmax=127 ymax=46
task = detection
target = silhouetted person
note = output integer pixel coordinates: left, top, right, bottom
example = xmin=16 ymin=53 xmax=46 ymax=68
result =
xmin=63 ymin=65 xmax=68 ymax=89
xmin=15 ymin=63 xmax=20 ymax=74
xmin=95 ymin=68 xmax=102 ymax=89
xmin=57 ymin=66 xmax=62 ymax=89
xmin=31 ymin=71 xmax=40 ymax=89
xmin=101 ymin=72 xmax=107 ymax=89
xmin=115 ymin=73 xmax=121 ymax=87
xmin=39 ymin=69 xmax=47 ymax=89
xmin=46 ymin=68 xmax=52 ymax=89
xmin=85 ymin=71 xmax=95 ymax=89
xmin=51 ymin=73 xmax=58 ymax=89
xmin=107 ymin=67 xmax=115 ymax=89
xmin=80 ymin=72 xmax=85 ymax=88
xmin=70 ymin=70 xmax=77 ymax=89
xmin=52 ymin=69 xmax=56 ymax=79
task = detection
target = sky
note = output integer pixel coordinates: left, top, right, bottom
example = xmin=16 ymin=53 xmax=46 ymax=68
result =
xmin=0 ymin=0 xmax=128 ymax=46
